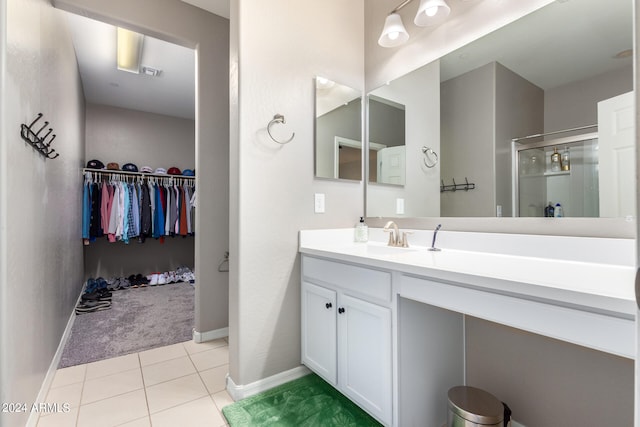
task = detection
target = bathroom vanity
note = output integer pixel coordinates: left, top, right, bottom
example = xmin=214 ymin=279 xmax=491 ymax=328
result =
xmin=299 ymin=228 xmax=636 ymax=426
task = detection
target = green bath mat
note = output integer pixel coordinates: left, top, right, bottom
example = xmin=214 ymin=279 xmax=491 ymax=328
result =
xmin=222 ymin=373 xmax=382 ymax=426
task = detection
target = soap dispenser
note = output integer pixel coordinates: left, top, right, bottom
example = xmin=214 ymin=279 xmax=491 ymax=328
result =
xmin=354 ymin=217 xmax=369 ymax=242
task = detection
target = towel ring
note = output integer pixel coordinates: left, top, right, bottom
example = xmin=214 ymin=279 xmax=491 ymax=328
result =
xmin=422 ymin=146 xmax=438 ymax=168
xmin=267 ymin=114 xmax=295 ymax=144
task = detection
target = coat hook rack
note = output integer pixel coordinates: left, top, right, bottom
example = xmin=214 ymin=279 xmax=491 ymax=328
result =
xmin=441 ymin=177 xmax=475 ymax=193
xmin=267 ymin=113 xmax=295 ymax=144
xmin=20 ymin=113 xmax=59 ymax=159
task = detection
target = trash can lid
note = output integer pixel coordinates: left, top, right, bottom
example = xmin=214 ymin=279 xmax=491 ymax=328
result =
xmin=448 ymin=386 xmax=504 ymax=424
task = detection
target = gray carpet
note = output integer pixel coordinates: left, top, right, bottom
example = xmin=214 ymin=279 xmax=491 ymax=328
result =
xmin=59 ymin=282 xmax=194 ymax=368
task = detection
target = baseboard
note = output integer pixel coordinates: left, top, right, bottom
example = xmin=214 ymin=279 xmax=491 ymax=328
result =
xmin=226 ymin=365 xmax=311 ymax=401
xmin=25 ymin=293 xmax=82 ymax=427
xmin=193 ymin=326 xmax=229 ymax=343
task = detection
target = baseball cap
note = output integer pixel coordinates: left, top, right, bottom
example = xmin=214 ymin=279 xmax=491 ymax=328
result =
xmin=86 ymin=159 xmax=105 ymax=169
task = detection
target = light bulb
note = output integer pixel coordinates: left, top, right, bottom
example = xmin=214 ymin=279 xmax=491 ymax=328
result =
xmin=388 ymin=31 xmax=400 ymax=40
xmin=425 ymin=6 xmax=438 ymax=16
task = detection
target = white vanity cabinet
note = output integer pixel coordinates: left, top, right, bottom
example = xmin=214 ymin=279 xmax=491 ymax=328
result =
xmin=301 ymin=255 xmax=393 ymax=426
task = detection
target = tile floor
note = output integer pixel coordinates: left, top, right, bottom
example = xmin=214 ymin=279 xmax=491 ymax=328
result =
xmin=36 ymin=338 xmax=233 ymax=427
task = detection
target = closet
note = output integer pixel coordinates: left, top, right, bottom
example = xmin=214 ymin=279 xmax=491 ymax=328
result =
xmin=82 ymin=105 xmax=196 ymax=282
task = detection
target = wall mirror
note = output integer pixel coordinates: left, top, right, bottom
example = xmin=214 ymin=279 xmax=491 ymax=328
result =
xmin=366 ymin=0 xmax=634 ymax=219
xmin=315 ymin=77 xmax=363 ymax=180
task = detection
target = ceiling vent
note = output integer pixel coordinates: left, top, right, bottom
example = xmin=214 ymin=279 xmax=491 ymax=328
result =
xmin=142 ymin=66 xmax=162 ymax=77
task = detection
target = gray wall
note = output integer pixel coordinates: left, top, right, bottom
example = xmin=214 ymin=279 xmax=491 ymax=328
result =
xmin=83 ymin=104 xmax=196 ymax=279
xmin=466 ymin=317 xmax=633 ymax=426
xmin=495 ymin=63 xmax=544 ymax=217
xmin=0 ymin=0 xmax=85 ymax=425
xmin=440 ymin=63 xmax=495 ymax=217
xmin=368 ymin=98 xmax=405 ymax=148
xmin=85 ymin=103 xmax=195 ymax=172
xmin=544 ymin=64 xmax=633 ymax=134
xmin=53 ymin=0 xmax=230 ymax=336
xmin=441 ymin=62 xmax=544 ymax=217
xmin=315 ymin=98 xmax=362 ymax=179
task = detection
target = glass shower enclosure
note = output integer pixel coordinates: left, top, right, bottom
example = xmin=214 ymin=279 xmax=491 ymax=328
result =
xmin=513 ymin=132 xmax=599 ymax=218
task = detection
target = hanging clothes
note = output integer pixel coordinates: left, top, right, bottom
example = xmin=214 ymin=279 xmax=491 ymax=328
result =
xmin=81 ymin=171 xmax=194 ymax=245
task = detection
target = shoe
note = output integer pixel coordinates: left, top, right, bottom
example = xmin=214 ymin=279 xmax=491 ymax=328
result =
xmin=81 ymin=291 xmax=112 ymax=302
xmin=167 ymin=271 xmax=177 ymax=284
xmin=85 ymin=278 xmax=97 ymax=293
xmin=149 ymin=273 xmax=159 ymax=286
xmin=75 ymin=300 xmax=111 ymax=314
xmin=106 ymin=277 xmax=119 ymax=291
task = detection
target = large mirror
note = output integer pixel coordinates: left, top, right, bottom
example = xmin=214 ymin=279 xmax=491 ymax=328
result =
xmin=366 ymin=0 xmax=634 ymax=218
xmin=315 ymin=77 xmax=363 ymax=180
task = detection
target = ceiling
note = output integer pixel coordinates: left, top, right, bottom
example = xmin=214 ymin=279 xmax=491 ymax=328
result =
xmin=64 ymin=0 xmax=229 ymax=120
xmin=439 ymin=0 xmax=633 ymax=90
xmin=66 ymin=0 xmax=632 ymax=121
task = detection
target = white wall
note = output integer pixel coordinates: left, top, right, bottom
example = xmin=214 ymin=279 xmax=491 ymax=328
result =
xmin=367 ymin=61 xmax=440 ymax=217
xmin=230 ymin=0 xmax=364 ymax=386
xmin=52 ymin=0 xmax=230 ymax=338
xmin=0 ymin=0 xmax=85 ymax=425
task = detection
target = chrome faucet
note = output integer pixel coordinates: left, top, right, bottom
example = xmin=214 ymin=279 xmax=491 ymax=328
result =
xmin=428 ymin=224 xmax=442 ymax=251
xmin=383 ymin=221 xmax=411 ymax=247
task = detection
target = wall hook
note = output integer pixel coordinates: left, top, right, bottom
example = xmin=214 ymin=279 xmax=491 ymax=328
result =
xmin=20 ymin=113 xmax=60 ymax=160
xmin=267 ymin=114 xmax=295 ymax=144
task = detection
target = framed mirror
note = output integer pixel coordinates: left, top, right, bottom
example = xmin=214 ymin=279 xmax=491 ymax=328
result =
xmin=315 ymin=77 xmax=363 ymax=180
xmin=366 ymin=0 xmax=634 ymax=219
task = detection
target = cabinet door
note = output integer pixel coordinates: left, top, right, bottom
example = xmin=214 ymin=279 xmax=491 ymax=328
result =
xmin=338 ymin=294 xmax=392 ymax=425
xmin=301 ymin=281 xmax=337 ymax=385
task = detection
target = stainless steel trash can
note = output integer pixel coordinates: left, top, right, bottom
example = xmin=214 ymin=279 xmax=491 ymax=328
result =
xmin=447 ymin=386 xmax=504 ymax=427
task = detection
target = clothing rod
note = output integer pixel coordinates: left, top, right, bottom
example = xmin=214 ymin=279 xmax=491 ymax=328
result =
xmin=511 ymin=124 xmax=597 ymax=143
xmin=82 ymin=167 xmax=195 ymax=180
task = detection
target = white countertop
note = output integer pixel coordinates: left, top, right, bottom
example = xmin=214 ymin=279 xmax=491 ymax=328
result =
xmin=299 ymin=229 xmax=637 ymax=319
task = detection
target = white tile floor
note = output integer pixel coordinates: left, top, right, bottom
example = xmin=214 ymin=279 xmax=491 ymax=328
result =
xmin=37 ymin=339 xmax=234 ymax=427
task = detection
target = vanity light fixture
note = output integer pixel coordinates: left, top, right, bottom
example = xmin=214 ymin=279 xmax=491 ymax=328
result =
xmin=414 ymin=0 xmax=451 ymax=26
xmin=378 ymin=0 xmax=451 ymax=48
xmin=117 ymin=27 xmax=144 ymax=74
xmin=378 ymin=12 xmax=410 ymax=47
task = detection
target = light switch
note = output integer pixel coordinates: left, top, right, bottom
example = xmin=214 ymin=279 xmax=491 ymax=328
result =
xmin=396 ymin=198 xmax=405 ymax=215
xmin=314 ymin=193 xmax=325 ymax=213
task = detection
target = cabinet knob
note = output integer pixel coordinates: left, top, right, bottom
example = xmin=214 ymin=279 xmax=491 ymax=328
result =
xmin=338 ymin=307 xmax=345 ymax=314
xmin=325 ymin=302 xmax=332 ymax=309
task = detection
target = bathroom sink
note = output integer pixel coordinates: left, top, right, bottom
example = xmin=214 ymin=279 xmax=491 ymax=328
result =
xmin=363 ymin=243 xmax=419 ymax=256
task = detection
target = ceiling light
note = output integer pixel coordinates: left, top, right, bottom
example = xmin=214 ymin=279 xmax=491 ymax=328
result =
xmin=117 ymin=27 xmax=144 ymax=74
xmin=414 ymin=0 xmax=451 ymax=26
xmin=378 ymin=0 xmax=451 ymax=48
xmin=378 ymin=13 xmax=410 ymax=48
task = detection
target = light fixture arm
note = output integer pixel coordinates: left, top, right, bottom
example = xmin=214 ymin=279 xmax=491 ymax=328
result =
xmin=390 ymin=0 xmax=415 ymax=14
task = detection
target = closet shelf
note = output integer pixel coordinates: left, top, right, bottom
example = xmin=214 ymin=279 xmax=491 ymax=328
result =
xmin=83 ymin=168 xmax=195 ymax=181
